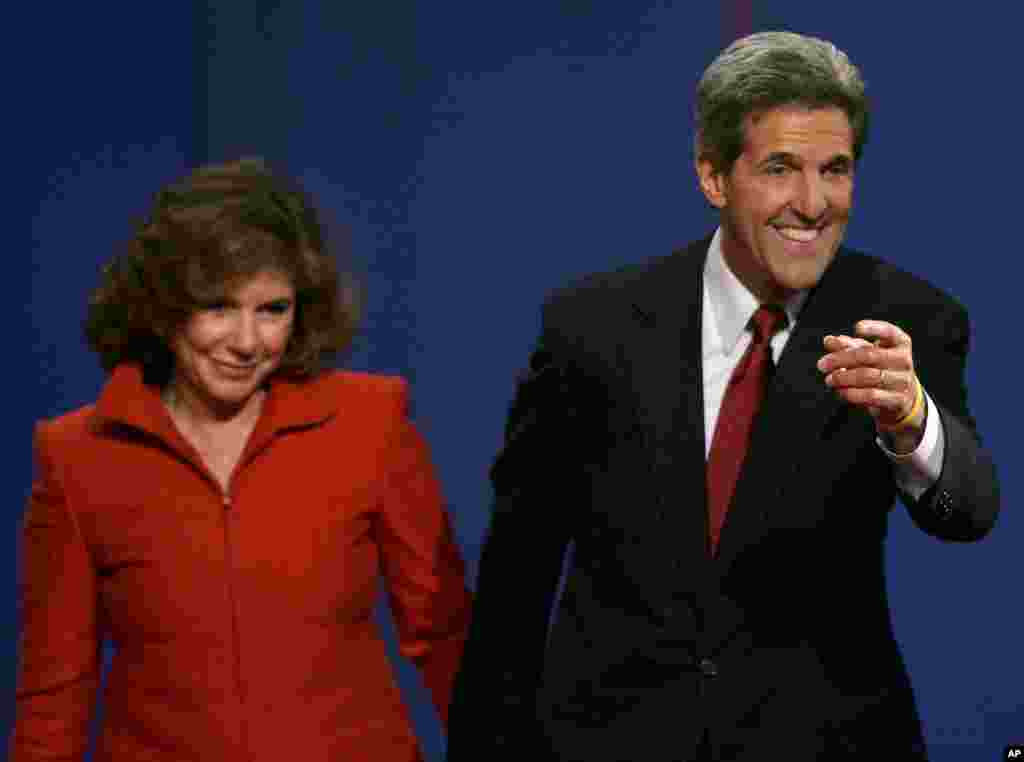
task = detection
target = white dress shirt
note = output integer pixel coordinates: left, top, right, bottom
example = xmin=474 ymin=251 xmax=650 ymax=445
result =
xmin=701 ymin=228 xmax=944 ymax=500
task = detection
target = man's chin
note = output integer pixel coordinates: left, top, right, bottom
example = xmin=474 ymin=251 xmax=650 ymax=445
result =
xmin=769 ymin=262 xmax=831 ymax=295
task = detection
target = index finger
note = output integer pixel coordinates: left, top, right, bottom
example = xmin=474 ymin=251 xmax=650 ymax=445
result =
xmin=854 ymin=320 xmax=910 ymax=349
xmin=823 ymin=334 xmax=872 ymax=350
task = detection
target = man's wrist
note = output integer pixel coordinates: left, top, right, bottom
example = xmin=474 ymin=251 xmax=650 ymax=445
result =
xmin=879 ymin=391 xmax=928 ymax=456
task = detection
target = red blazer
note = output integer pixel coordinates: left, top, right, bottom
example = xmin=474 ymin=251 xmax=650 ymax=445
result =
xmin=11 ymin=364 xmax=472 ymax=762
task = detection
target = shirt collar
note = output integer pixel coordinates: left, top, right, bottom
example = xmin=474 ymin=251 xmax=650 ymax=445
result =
xmin=704 ymin=227 xmax=809 ymax=356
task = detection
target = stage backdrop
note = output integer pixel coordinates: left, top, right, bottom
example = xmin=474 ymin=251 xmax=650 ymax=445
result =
xmin=11 ymin=2 xmax=1021 ymax=760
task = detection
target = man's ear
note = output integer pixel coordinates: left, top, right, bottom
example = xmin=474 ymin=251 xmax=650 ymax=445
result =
xmin=696 ymin=157 xmax=728 ymax=209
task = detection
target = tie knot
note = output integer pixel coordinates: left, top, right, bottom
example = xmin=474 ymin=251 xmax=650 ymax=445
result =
xmin=750 ymin=304 xmax=787 ymax=343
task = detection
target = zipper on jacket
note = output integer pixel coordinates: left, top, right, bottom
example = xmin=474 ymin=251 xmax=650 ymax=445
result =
xmin=140 ymin=435 xmax=254 ymax=757
xmin=220 ymin=484 xmax=251 ymax=759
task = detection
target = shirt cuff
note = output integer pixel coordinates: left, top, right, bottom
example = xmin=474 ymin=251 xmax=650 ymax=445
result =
xmin=876 ymin=388 xmax=945 ymax=501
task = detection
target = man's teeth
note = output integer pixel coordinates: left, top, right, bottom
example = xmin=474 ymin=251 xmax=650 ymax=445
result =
xmin=776 ymin=227 xmax=820 ymax=242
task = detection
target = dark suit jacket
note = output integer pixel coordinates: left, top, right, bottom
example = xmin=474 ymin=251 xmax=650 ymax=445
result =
xmin=447 ymin=237 xmax=999 ymax=762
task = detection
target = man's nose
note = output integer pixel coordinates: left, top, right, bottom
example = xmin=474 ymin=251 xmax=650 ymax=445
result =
xmin=791 ymin=171 xmax=828 ymax=222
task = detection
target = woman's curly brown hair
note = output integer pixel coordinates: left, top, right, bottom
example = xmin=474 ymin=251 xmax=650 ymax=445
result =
xmin=85 ymin=158 xmax=359 ymax=384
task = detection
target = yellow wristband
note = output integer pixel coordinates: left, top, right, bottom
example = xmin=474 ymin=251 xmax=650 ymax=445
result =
xmin=877 ymin=375 xmax=924 ymax=433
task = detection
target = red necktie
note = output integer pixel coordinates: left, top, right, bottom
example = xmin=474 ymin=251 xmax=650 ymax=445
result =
xmin=706 ymin=305 xmax=786 ymax=557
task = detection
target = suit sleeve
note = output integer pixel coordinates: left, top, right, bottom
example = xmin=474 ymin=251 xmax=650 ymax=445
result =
xmin=447 ymin=307 xmax=590 ymax=761
xmin=373 ymin=380 xmax=473 ymax=726
xmin=901 ymin=303 xmax=999 ymax=541
xmin=9 ymin=423 xmax=101 ymax=762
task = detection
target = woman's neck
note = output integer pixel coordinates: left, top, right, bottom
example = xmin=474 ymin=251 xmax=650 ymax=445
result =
xmin=162 ymin=380 xmax=266 ymax=434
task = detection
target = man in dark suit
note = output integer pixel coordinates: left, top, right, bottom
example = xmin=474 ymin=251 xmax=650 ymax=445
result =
xmin=446 ymin=31 xmax=999 ymax=761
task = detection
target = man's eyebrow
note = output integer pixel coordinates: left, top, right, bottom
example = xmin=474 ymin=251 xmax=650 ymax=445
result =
xmin=758 ymin=151 xmax=799 ymax=167
xmin=758 ymin=151 xmax=854 ymax=166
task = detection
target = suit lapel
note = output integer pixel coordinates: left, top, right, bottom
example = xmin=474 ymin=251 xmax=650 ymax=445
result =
xmin=625 ymin=244 xmax=878 ymax=576
xmin=715 ymin=251 xmax=873 ymax=570
xmin=629 ymin=238 xmax=712 ymax=573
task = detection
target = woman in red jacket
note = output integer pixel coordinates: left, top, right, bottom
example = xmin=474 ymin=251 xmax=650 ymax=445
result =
xmin=11 ymin=159 xmax=472 ymax=761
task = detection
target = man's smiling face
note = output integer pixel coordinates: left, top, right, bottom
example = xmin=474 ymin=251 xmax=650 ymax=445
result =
xmin=698 ymin=105 xmax=855 ymax=303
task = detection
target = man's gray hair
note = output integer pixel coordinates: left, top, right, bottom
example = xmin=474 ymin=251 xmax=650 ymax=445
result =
xmin=695 ymin=31 xmax=868 ymax=174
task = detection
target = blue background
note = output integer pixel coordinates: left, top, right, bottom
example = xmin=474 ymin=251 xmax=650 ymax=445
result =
xmin=10 ymin=2 xmax=1021 ymax=760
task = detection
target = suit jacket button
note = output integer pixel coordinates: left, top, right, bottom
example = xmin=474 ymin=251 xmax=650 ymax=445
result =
xmin=698 ymin=657 xmax=718 ymax=678
xmin=936 ymin=490 xmax=955 ymax=520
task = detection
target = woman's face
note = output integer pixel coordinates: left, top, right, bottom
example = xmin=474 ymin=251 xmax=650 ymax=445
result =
xmin=170 ymin=269 xmax=296 ymax=419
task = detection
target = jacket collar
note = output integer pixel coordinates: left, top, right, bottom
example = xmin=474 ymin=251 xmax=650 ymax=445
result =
xmin=91 ymin=364 xmax=338 ymax=447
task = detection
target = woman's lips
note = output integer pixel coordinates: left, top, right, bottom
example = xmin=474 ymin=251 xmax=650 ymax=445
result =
xmin=213 ymin=360 xmax=259 ymax=378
